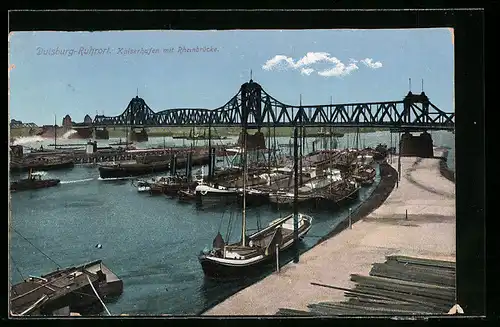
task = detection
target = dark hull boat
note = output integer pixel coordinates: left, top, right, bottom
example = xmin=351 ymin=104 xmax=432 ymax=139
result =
xmin=237 ymin=189 xmax=270 ymax=207
xmin=194 ymin=183 xmax=240 ymax=206
xmin=199 ymin=214 xmax=312 ymax=280
xmin=373 ymin=144 xmax=389 ymax=161
xmin=11 ymin=179 xmax=60 ymax=192
xmin=161 ymin=182 xmax=198 ymax=197
xmin=313 ymin=182 xmax=361 ymax=210
xmin=178 ymin=189 xmax=196 ymax=202
xmin=98 ymin=161 xmax=170 ymax=179
xmin=10 ymin=171 xmax=60 ymax=192
xmin=150 ymin=176 xmax=198 ymax=196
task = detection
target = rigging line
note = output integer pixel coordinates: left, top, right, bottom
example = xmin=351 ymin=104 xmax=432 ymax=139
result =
xmin=9 ymin=253 xmax=25 ymax=280
xmin=225 ymin=210 xmax=232 ymax=242
xmin=228 ymin=210 xmax=235 ymax=242
xmin=217 ymin=210 xmax=225 ymax=233
xmin=86 ymin=275 xmax=111 ymax=316
xmin=11 ymin=228 xmax=61 ymax=268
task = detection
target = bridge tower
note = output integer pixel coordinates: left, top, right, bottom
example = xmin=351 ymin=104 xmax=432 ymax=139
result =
xmin=399 ymin=88 xmax=434 ymax=158
xmin=85 ymin=114 xmax=109 ymax=139
xmin=124 ymin=96 xmax=150 ymax=142
xmin=237 ymin=79 xmax=266 ymax=150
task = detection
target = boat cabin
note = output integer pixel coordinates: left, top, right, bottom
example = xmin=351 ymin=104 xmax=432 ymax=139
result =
xmin=28 ymin=170 xmax=46 ymax=181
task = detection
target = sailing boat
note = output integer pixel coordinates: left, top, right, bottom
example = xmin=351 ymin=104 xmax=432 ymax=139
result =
xmin=198 ymin=124 xmax=313 ymax=280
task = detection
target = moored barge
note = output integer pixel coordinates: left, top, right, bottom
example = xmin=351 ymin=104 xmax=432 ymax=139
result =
xmin=10 ymin=260 xmax=123 ymax=316
xmin=98 ymin=160 xmax=171 ymax=179
xmin=10 ymin=156 xmax=75 ymax=173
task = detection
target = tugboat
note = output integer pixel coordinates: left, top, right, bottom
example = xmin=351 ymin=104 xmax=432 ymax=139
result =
xmin=10 ymin=169 xmax=60 ymax=192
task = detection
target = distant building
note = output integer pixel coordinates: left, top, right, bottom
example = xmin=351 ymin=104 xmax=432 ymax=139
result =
xmin=83 ymin=114 xmax=92 ymax=125
xmin=62 ymin=115 xmax=73 ymax=128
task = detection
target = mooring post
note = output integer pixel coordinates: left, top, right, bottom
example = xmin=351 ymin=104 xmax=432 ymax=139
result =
xmin=405 ymin=209 xmax=408 ymax=220
xmin=349 ymin=208 xmax=352 ymax=229
xmin=275 ymin=243 xmax=280 ymax=273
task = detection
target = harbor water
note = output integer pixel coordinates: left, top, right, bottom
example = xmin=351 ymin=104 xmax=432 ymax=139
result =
xmin=9 ymin=131 xmax=455 ymax=315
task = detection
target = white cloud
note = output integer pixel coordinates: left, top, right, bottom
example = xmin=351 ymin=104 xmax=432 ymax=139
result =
xmin=262 ymin=55 xmax=296 ymax=71
xmin=295 ymin=52 xmax=340 ymax=67
xmin=300 ymin=67 xmax=314 ymax=75
xmin=262 ymin=52 xmax=341 ymax=71
xmin=318 ymin=62 xmax=359 ymax=77
xmin=262 ymin=52 xmax=382 ymax=77
xmin=360 ymin=58 xmax=383 ymax=69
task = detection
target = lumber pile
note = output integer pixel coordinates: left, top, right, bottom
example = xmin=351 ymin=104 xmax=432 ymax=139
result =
xmin=276 ymin=255 xmax=457 ymax=316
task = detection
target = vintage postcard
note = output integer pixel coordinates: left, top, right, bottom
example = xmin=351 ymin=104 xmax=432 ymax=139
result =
xmin=9 ymin=26 xmax=457 ymax=317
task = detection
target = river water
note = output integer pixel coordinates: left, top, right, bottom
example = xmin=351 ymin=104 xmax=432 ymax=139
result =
xmin=8 ymin=131 xmax=454 ymax=315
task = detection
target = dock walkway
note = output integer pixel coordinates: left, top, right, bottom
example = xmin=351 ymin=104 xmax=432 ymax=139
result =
xmin=203 ymin=149 xmax=455 ymax=316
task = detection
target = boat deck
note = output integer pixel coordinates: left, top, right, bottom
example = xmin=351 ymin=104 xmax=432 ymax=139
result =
xmin=250 ymin=227 xmax=295 ymax=249
xmin=11 ymin=272 xmax=98 ymax=315
xmin=84 ymin=262 xmax=121 ymax=283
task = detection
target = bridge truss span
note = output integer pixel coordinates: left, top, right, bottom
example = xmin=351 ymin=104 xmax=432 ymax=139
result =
xmin=89 ymin=80 xmax=454 ymax=130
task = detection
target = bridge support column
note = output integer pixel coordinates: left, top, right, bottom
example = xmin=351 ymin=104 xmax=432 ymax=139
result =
xmin=129 ymin=128 xmax=149 ymax=142
xmin=238 ymin=130 xmax=266 ymax=150
xmin=399 ymin=131 xmax=434 ymax=158
xmin=94 ymin=127 xmax=109 ymax=140
xmin=75 ymin=127 xmax=93 ymax=139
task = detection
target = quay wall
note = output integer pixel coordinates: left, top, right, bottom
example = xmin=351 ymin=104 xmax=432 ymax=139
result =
xmin=203 ymin=148 xmax=455 ymax=316
xmin=437 ymin=148 xmax=455 ymax=183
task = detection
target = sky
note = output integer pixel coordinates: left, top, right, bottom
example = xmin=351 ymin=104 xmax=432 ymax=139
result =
xmin=8 ymin=29 xmax=454 ymax=125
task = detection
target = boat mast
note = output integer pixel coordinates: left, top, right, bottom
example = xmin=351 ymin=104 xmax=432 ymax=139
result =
xmin=54 ymin=114 xmax=57 ymax=150
xmin=241 ymin=118 xmax=248 ymax=246
xmin=293 ymin=125 xmax=299 ymax=263
xmin=241 ymin=76 xmax=252 ymax=247
xmin=299 ymin=95 xmax=303 ymax=185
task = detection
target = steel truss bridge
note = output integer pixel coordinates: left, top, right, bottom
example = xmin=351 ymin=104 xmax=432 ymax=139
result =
xmin=75 ymin=80 xmax=455 ymax=130
xmin=10 ymin=122 xmax=38 ymax=129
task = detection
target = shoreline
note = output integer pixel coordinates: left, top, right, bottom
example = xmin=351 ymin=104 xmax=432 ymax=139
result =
xmin=438 ymin=149 xmax=455 ymax=183
xmin=10 ymin=126 xmax=390 ymax=139
xmin=203 ymin=150 xmax=455 ymax=316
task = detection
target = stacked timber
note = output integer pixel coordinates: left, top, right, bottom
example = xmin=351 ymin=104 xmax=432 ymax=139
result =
xmin=276 ymin=255 xmax=457 ymax=316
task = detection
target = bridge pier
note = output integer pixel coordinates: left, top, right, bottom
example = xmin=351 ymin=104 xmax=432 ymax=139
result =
xmin=129 ymin=128 xmax=148 ymax=142
xmin=74 ymin=127 xmax=93 ymax=139
xmin=238 ymin=130 xmax=266 ymax=150
xmin=399 ymin=131 xmax=434 ymax=158
xmin=94 ymin=127 xmax=109 ymax=140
